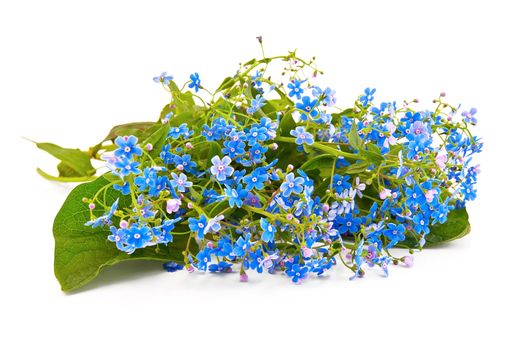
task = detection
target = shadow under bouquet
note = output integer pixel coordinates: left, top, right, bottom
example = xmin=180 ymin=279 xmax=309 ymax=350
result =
xmin=36 ymin=44 xmax=481 ymax=291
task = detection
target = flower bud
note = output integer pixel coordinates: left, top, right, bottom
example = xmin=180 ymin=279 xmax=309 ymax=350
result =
xmin=88 ymin=203 xmax=95 ymax=210
xmin=185 ymin=142 xmax=193 ymax=149
xmin=145 ymin=143 xmax=153 ymax=151
xmin=240 ymin=272 xmax=248 ymax=282
xmin=270 ymin=143 xmax=278 ymax=150
xmin=440 ymin=92 xmax=446 ymax=97
xmin=402 ymin=255 xmax=414 ymax=267
xmin=287 ymin=164 xmax=294 ymax=172
xmin=176 ymin=164 xmax=184 ymax=171
xmin=119 ymin=220 xmax=129 ymax=229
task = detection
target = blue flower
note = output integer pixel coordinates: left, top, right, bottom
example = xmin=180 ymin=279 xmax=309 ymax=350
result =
xmin=247 ymin=126 xmax=269 ymax=146
xmin=168 ymin=124 xmax=191 ymax=139
xmin=189 ymin=214 xmax=208 ymax=239
xmin=243 ymin=169 xmax=268 ymax=191
xmin=232 ymin=234 xmax=252 ymax=257
xmin=113 ymin=182 xmax=130 ymax=195
xmin=290 ymin=126 xmax=314 ymax=145
xmin=210 ymin=155 xmax=234 ymax=181
xmin=248 ymin=143 xmax=267 ymax=162
xmin=134 ymin=167 xmax=157 ymax=191
xmin=174 ymin=154 xmax=197 ymax=172
xmin=260 ymin=218 xmax=276 ymax=243
xmin=114 ymin=135 xmax=142 ymax=159
xmin=108 ymin=226 xmax=129 ymax=252
xmin=196 ymin=247 xmax=212 ymax=271
xmin=359 ymin=87 xmax=376 ymax=107
xmin=332 ymin=174 xmax=351 ymax=193
xmin=286 ymin=264 xmax=309 ymax=284
xmin=384 ymin=223 xmax=406 ymax=248
xmin=222 ymin=140 xmax=245 ymax=158
xmin=126 ymin=224 xmax=152 ymax=250
xmin=170 ymin=172 xmax=193 ymax=192
xmin=114 ymin=157 xmax=141 ymax=176
xmin=280 ymin=173 xmax=304 ymax=198
xmin=287 ymin=80 xmax=304 ymax=99
xmin=85 ymin=198 xmax=119 ymax=228
xmin=462 ymin=107 xmax=478 ymax=125
xmin=296 ymin=96 xmax=319 ymax=120
xmin=208 ymin=261 xmax=233 ymax=273
xmin=335 ymin=213 xmax=361 ymax=234
xmin=163 ymin=262 xmax=184 ymax=272
xmin=153 ymin=72 xmax=173 ymax=84
xmin=189 ymin=72 xmax=201 ymax=92
xmin=405 ymin=185 xmax=427 ymax=208
xmin=224 ymin=184 xmax=248 ymax=208
xmin=248 ymin=249 xmax=265 ymax=273
xmin=243 ymin=192 xmax=262 ymax=208
xmin=412 ymin=213 xmax=430 ymax=235
xmin=312 ymin=86 xmax=337 ymax=106
xmin=247 ymin=95 xmax=265 ymax=114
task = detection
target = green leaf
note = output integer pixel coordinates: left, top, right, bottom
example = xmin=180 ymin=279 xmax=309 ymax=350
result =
xmin=300 ymin=154 xmax=335 ymax=178
xmin=34 ymin=141 xmax=96 ymax=178
xmin=168 ymin=81 xmax=197 ymax=114
xmin=102 ymin=122 xmax=156 ymax=142
xmin=141 ymin=123 xmax=170 ymax=157
xmin=361 ymin=143 xmax=384 ymax=165
xmin=425 ymin=207 xmax=471 ymax=245
xmin=348 ymin=121 xmax=362 ymax=150
xmin=398 ymin=208 xmax=471 ymax=248
xmin=53 ymin=176 xmax=196 ymax=292
xmin=192 ymin=141 xmax=222 ymax=168
xmin=217 ymin=77 xmax=235 ymax=91
xmin=343 ymin=161 xmax=369 ymax=175
xmin=277 ymin=113 xmax=296 ymax=137
xmin=37 ymin=168 xmax=96 ymax=183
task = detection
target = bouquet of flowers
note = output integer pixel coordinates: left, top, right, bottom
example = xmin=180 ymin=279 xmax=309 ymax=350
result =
xmin=36 ymin=43 xmax=481 ymax=291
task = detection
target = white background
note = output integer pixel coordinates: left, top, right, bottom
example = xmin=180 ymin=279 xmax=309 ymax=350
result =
xmin=1 ymin=0 xmax=524 ymax=349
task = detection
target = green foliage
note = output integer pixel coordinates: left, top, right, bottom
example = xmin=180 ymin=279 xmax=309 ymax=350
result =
xmin=34 ymin=141 xmax=96 ymax=180
xmin=53 ymin=176 xmax=196 ymax=292
xmin=398 ymin=208 xmax=471 ymax=248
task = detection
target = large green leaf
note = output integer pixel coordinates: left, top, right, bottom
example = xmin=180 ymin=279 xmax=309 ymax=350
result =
xmin=398 ymin=207 xmax=471 ymax=248
xmin=35 ymin=142 xmax=96 ymax=178
xmin=425 ymin=207 xmax=471 ymax=245
xmin=102 ymin=121 xmax=156 ymax=142
xmin=53 ymin=176 xmax=195 ymax=292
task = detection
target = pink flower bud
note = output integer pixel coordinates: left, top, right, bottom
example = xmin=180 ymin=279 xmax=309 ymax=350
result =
xmin=270 ymin=143 xmax=278 ymax=150
xmin=176 ymin=164 xmax=184 ymax=171
xmin=88 ymin=203 xmax=95 ymax=210
xmin=440 ymin=92 xmax=446 ymax=97
xmin=187 ymin=202 xmax=194 ymax=209
xmin=240 ymin=272 xmax=248 ymax=282
xmin=322 ymin=203 xmax=330 ymax=212
xmin=166 ymin=198 xmax=181 ymax=214
xmin=145 ymin=143 xmax=153 ymax=151
xmin=207 ymin=242 xmax=214 ymax=249
xmin=286 ymin=213 xmax=293 ymax=221
xmin=119 ymin=220 xmax=129 ymax=229
xmin=302 ymin=246 xmax=314 ymax=258
xmin=186 ymin=265 xmax=195 ymax=273
xmin=287 ymin=164 xmax=294 ymax=172
xmin=402 ymin=255 xmax=414 ymax=267
xmin=379 ymin=188 xmax=392 ymax=200
xmin=185 ymin=142 xmax=193 ymax=149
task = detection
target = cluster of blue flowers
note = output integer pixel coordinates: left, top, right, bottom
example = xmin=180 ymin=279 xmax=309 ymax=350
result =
xmin=85 ymin=53 xmax=481 ymax=283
